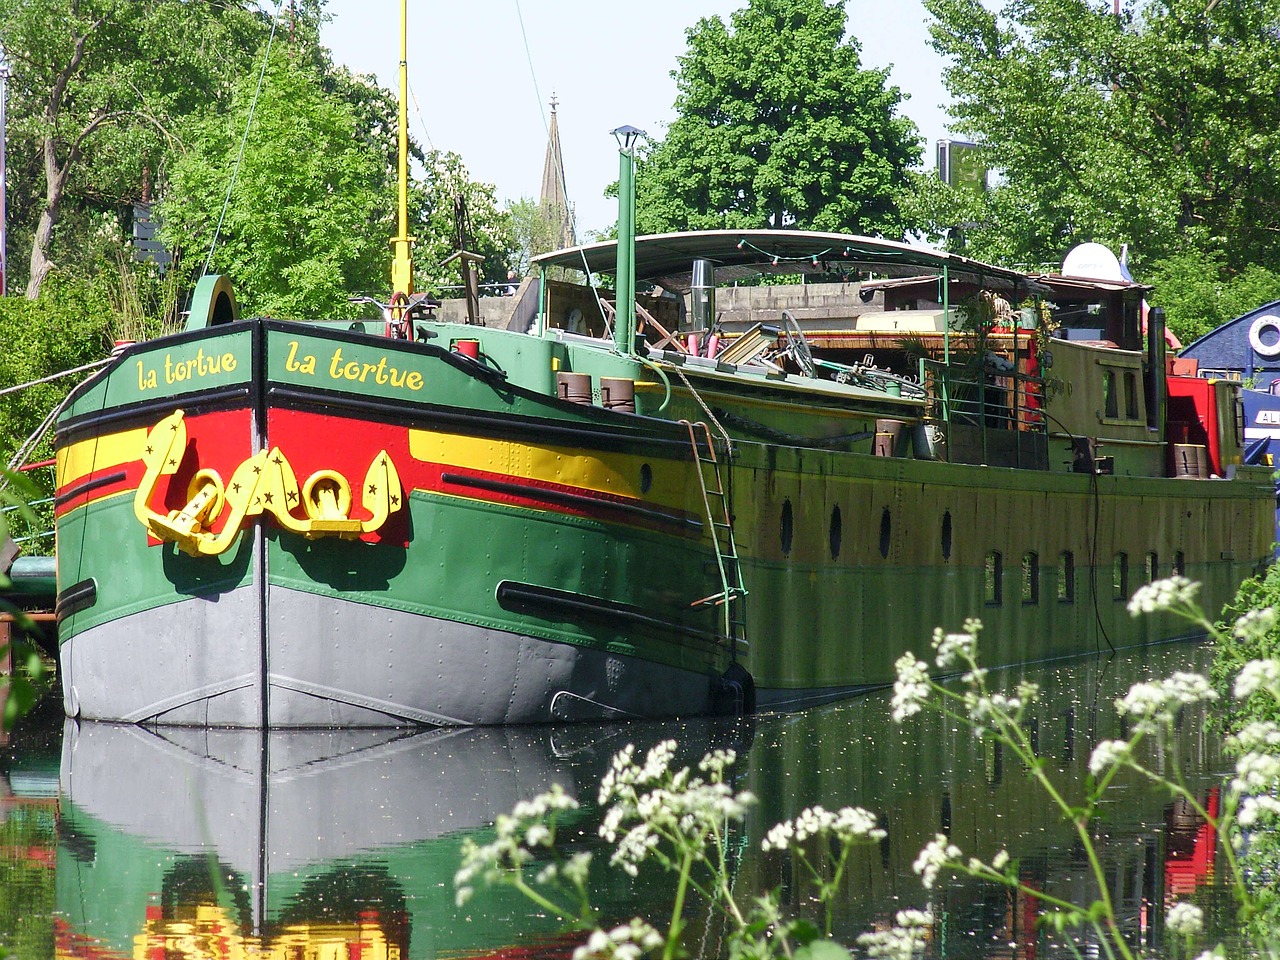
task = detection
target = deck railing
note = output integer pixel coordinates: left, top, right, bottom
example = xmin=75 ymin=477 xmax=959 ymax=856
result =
xmin=920 ymin=357 xmax=1048 ymax=435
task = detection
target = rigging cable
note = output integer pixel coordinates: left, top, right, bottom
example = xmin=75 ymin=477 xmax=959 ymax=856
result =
xmin=511 ymin=0 xmax=603 ymax=319
xmin=201 ymin=0 xmax=288 ymax=279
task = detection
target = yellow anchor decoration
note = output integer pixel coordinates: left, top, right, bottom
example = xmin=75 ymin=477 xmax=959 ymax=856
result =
xmin=135 ymin=410 xmax=403 ymax=556
xmin=248 ymin=446 xmax=402 ymax=540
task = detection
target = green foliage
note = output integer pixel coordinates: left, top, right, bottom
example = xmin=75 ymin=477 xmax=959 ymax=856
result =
xmin=1144 ymin=252 xmax=1280 ymax=346
xmin=635 ymin=0 xmax=920 ymax=237
xmin=0 ymin=276 xmax=117 ymax=479
xmin=506 ymin=197 xmax=565 ymax=277
xmin=0 ymin=804 xmax=56 ymax=956
xmin=413 ymin=152 xmax=516 ymax=295
xmin=161 ymin=49 xmax=393 ymax=319
xmin=0 ymin=0 xmax=273 ymax=296
xmin=1213 ymin=561 xmax=1280 ymax=733
xmin=920 ymin=0 xmax=1280 ymax=279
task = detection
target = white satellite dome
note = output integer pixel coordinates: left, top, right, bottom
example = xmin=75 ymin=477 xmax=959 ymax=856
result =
xmin=1061 ymin=242 xmax=1124 ymax=282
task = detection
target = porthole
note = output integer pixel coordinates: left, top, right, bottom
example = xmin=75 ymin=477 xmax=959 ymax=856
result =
xmin=879 ymin=507 xmax=891 ymax=559
xmin=941 ymin=510 xmax=953 ymax=561
xmin=780 ymin=499 xmax=794 ymax=556
xmin=639 ymin=463 xmax=653 ymax=494
xmin=829 ymin=504 xmax=842 ymax=560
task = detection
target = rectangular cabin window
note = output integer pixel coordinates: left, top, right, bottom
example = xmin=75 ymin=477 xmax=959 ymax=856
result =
xmin=1124 ymin=371 xmax=1139 ymax=419
xmin=1021 ymin=552 xmax=1039 ymax=605
xmin=1058 ymin=551 xmax=1075 ymax=603
xmin=1113 ymin=552 xmax=1129 ymax=601
xmin=986 ymin=551 xmax=1003 ymax=605
xmin=1104 ymin=369 xmax=1118 ymax=419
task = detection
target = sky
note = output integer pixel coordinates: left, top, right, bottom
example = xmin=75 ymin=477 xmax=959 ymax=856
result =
xmin=315 ymin=0 xmax=956 ymax=238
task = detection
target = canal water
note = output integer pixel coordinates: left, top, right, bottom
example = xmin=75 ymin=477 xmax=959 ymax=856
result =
xmin=0 ymin=640 xmax=1242 ymax=958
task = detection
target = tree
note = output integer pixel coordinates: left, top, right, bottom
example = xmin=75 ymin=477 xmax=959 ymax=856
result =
xmin=506 ymin=196 xmax=569 ymax=276
xmin=0 ymin=0 xmax=270 ymax=298
xmin=160 ymin=49 xmax=393 ymax=320
xmin=920 ymin=0 xmax=1280 ymax=274
xmin=634 ymin=0 xmax=921 ymax=237
xmin=413 ymin=151 xmax=515 ymax=295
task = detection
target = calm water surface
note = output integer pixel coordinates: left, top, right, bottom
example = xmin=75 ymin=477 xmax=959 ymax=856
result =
xmin=0 ymin=640 xmax=1239 ymax=958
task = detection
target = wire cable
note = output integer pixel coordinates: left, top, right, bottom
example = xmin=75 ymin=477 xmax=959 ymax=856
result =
xmin=201 ymin=0 xmax=287 ymax=278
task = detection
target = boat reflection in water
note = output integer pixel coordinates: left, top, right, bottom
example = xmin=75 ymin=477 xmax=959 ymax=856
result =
xmin=57 ymin=721 xmax=608 ymax=959
xmin=52 ymin=643 xmax=1234 ymax=959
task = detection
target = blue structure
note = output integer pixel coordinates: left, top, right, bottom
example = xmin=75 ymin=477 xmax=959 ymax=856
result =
xmin=1180 ymin=300 xmax=1280 ymax=390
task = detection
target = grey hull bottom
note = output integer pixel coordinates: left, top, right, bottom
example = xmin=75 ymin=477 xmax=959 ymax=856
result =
xmin=61 ymin=585 xmax=719 ymax=727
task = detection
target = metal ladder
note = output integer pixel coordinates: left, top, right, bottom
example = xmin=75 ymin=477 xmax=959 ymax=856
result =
xmin=681 ymin=419 xmax=748 ymax=650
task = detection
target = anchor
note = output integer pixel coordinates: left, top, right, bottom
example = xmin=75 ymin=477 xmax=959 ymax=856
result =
xmin=134 ymin=410 xmax=404 ymax=553
xmin=250 ymin=447 xmax=402 ymax=539
xmin=134 ymin=410 xmax=270 ymax=557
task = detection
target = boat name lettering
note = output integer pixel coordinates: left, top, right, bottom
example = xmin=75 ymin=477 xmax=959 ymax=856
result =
xmin=135 ymin=350 xmax=237 ymax=391
xmin=283 ymin=341 xmax=424 ymax=391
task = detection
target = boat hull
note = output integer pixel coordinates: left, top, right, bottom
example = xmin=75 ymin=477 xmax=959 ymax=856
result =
xmin=60 ymin=577 xmax=715 ymax=725
xmin=53 ymin=319 xmax=1276 ymax=726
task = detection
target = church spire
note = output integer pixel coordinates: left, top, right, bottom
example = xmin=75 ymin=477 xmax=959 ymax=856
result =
xmin=539 ymin=95 xmax=575 ymax=250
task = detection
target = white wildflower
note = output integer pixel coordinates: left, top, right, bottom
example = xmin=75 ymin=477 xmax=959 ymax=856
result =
xmin=763 ymin=805 xmax=885 ymax=853
xmin=762 ymin=820 xmax=795 ymax=852
xmin=1192 ymin=951 xmax=1225 ymax=960
xmin=1233 ymin=607 xmax=1278 ymax=643
xmin=1235 ymin=659 xmax=1280 ymax=699
xmin=991 ymin=849 xmax=1009 ymax=871
xmin=893 ymin=652 xmax=931 ymax=723
xmin=856 ymin=909 xmax=933 ymax=959
xmin=1238 ymin=794 xmax=1280 ymax=827
xmin=1165 ymin=901 xmax=1204 ymax=937
xmin=1089 ymin=739 xmax=1132 ymax=777
xmin=1127 ymin=575 xmax=1199 ymax=615
xmin=1228 ymin=721 xmax=1280 ymax=753
xmin=1231 ymin=752 xmax=1280 ymax=795
xmin=1115 ymin=672 xmax=1216 ymax=732
xmin=932 ymin=625 xmax=977 ymax=669
xmin=912 ymin=833 xmax=961 ymax=889
xmin=453 ymin=783 xmax=580 ymax=906
xmin=572 ymin=919 xmax=663 ymax=960
xmin=597 ymin=741 xmax=754 ymax=876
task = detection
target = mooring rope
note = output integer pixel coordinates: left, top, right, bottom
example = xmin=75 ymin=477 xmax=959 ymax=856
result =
xmin=0 ymin=357 xmax=111 ymax=399
xmin=4 ymin=388 xmax=77 ymax=477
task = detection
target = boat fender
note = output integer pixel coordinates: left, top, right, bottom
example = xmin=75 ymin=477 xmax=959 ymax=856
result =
xmin=713 ymin=662 xmax=756 ymax=716
xmin=1249 ymin=315 xmax=1280 ymax=358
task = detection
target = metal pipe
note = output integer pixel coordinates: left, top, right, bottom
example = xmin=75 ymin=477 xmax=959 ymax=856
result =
xmin=614 ymin=143 xmax=636 ymax=353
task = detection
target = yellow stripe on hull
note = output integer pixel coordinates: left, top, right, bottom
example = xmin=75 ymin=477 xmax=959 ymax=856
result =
xmin=408 ymin=429 xmax=690 ymax=505
xmin=56 ymin=428 xmax=148 ymax=488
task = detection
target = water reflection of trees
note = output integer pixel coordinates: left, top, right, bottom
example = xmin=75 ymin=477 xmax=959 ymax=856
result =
xmin=742 ymin=642 xmax=1235 ymax=958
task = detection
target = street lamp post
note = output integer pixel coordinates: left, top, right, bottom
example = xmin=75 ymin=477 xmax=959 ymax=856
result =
xmin=610 ymin=125 xmax=644 ymax=355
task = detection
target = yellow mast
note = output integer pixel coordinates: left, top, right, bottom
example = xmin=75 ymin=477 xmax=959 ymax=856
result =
xmin=389 ymin=0 xmax=413 ymax=301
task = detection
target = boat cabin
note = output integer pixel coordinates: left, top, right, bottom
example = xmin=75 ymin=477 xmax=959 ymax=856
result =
xmin=521 ymin=231 xmax=1238 ymax=482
